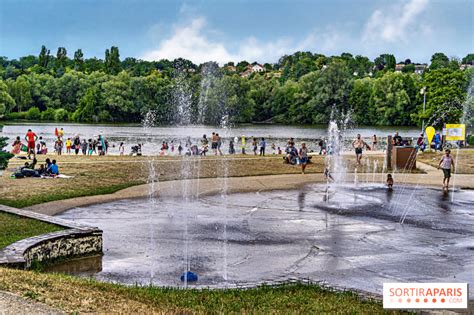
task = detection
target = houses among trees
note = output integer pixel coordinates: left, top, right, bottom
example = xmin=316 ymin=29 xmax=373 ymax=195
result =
xmin=0 ymin=46 xmax=472 ymax=128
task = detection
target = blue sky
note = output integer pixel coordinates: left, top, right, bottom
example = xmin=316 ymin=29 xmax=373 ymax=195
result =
xmin=0 ymin=0 xmax=472 ymax=64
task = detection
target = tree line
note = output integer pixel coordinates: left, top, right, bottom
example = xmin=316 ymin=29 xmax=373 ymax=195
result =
xmin=0 ymin=46 xmax=473 ymax=128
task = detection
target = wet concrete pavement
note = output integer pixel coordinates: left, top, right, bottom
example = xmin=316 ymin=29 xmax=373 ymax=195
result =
xmin=56 ymin=184 xmax=474 ymax=298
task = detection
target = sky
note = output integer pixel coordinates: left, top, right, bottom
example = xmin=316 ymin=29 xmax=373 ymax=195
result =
xmin=0 ymin=0 xmax=472 ymax=65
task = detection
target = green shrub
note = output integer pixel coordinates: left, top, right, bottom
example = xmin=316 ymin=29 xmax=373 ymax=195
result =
xmin=98 ymin=110 xmax=112 ymax=122
xmin=54 ymin=108 xmax=69 ymax=121
xmin=5 ymin=111 xmax=27 ymax=120
xmin=26 ymin=107 xmax=41 ymax=120
xmin=0 ymin=136 xmax=14 ymax=170
xmin=467 ymin=134 xmax=474 ymax=146
xmin=40 ymin=108 xmax=56 ymax=121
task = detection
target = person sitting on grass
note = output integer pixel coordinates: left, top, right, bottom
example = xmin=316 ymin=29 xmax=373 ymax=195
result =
xmin=438 ymin=149 xmax=455 ymax=190
xmin=12 ymin=158 xmax=39 ymax=178
xmin=11 ymin=136 xmax=22 ymax=155
xmin=47 ymin=159 xmax=59 ymax=175
xmin=386 ymin=174 xmax=394 ymax=190
xmin=284 ymin=142 xmax=298 ymax=164
xmin=44 ymin=158 xmax=52 ymax=173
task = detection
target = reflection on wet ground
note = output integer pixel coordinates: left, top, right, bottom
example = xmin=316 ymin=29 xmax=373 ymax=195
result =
xmin=56 ymin=184 xmax=474 ymax=297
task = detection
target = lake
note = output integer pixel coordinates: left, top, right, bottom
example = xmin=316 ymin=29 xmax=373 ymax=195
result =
xmin=1 ymin=122 xmax=421 ymax=155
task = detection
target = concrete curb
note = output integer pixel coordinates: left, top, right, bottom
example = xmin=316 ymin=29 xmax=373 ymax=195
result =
xmin=0 ymin=205 xmax=102 ymax=269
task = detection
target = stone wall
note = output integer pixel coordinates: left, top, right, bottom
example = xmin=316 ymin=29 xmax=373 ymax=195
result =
xmin=0 ymin=205 xmax=103 ymax=269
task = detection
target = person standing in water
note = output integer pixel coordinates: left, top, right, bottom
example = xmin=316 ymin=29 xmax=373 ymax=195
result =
xmin=438 ymin=149 xmax=455 ymax=190
xmin=386 ymin=174 xmax=394 ymax=190
xmin=216 ymin=133 xmax=223 ymax=156
xmin=352 ymin=134 xmax=367 ymax=165
xmin=211 ymin=132 xmax=218 ymax=155
xmin=259 ymin=137 xmax=266 ymax=156
xmin=65 ymin=138 xmax=72 ymax=154
xmin=298 ymin=142 xmax=309 ymax=174
xmin=81 ymin=139 xmax=88 ymax=155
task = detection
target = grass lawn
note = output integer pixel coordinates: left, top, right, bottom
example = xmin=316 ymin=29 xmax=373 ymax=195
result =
xmin=0 ymin=267 xmax=403 ymax=314
xmin=0 ymin=154 xmax=395 ymax=208
xmin=0 ymin=212 xmax=63 ymax=249
xmin=417 ymin=149 xmax=474 ymax=174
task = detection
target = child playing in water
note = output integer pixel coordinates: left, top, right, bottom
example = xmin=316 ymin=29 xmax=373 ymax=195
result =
xmin=324 ymin=168 xmax=334 ymax=181
xmin=386 ymin=174 xmax=394 ymax=190
xmin=65 ymin=138 xmax=71 ymax=154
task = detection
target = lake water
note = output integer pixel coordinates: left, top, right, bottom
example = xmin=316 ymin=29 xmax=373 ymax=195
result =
xmin=1 ymin=122 xmax=421 ymax=155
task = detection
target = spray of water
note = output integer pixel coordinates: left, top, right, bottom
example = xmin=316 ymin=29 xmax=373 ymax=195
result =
xmin=451 ymin=77 xmax=473 ymax=201
xmin=142 ymin=110 xmax=158 ymax=281
xmin=220 ymin=114 xmax=230 ymax=282
xmin=171 ymin=67 xmax=195 ymax=287
xmin=326 ymin=119 xmax=348 ymax=184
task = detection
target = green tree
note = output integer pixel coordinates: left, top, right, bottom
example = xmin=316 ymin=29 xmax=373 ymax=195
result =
xmin=248 ymin=76 xmax=276 ymax=122
xmin=0 ymin=80 xmax=15 ymax=115
xmin=295 ymin=60 xmax=353 ymax=124
xmin=236 ymin=61 xmax=249 ymax=73
xmin=84 ymin=57 xmax=105 ymax=73
xmin=26 ymin=106 xmax=41 ymax=120
xmin=73 ymin=49 xmax=84 ymax=71
xmin=413 ymin=68 xmax=468 ymax=128
xmin=40 ymin=107 xmax=56 ymax=120
xmin=105 ymin=46 xmax=122 ymax=75
xmin=131 ymin=72 xmax=172 ymax=123
xmin=430 ymin=52 xmax=450 ymax=70
xmin=38 ymin=45 xmax=51 ymax=68
xmin=349 ymin=77 xmax=376 ymax=125
xmin=8 ymin=75 xmax=32 ymax=112
xmin=461 ymin=54 xmax=474 ymax=65
xmin=19 ymin=55 xmax=38 ymax=69
xmin=374 ymin=54 xmax=396 ymax=71
xmin=370 ymin=72 xmax=414 ymax=125
xmin=101 ymin=71 xmax=134 ymax=121
xmin=271 ymin=80 xmax=300 ymax=122
xmin=53 ymin=71 xmax=87 ymax=112
xmin=352 ymin=55 xmax=374 ymax=77
xmin=402 ymin=63 xmax=415 ymax=73
xmin=56 ymin=47 xmax=68 ymax=69
xmin=54 ymin=108 xmax=69 ymax=121
xmin=73 ymin=86 xmax=102 ymax=122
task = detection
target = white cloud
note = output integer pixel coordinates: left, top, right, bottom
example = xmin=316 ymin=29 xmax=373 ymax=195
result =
xmin=363 ymin=0 xmax=430 ymax=43
xmin=141 ymin=17 xmax=345 ymax=64
xmin=141 ymin=18 xmax=236 ymax=64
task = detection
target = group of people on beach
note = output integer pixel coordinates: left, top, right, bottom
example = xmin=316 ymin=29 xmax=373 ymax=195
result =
xmin=11 ymin=128 xmax=110 ymax=158
xmin=9 ymin=127 xmax=457 ymax=189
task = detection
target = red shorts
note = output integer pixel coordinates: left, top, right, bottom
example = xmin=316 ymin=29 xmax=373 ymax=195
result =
xmin=27 ymin=141 xmax=35 ymax=149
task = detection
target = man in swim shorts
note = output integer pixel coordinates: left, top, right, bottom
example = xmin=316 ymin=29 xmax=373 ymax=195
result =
xmin=25 ymin=129 xmax=38 ymax=159
xmin=352 ymin=134 xmax=367 ymax=165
